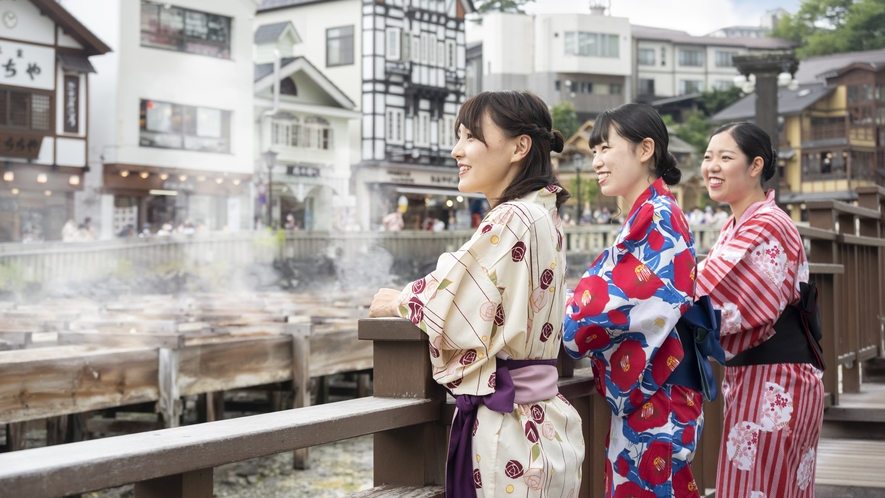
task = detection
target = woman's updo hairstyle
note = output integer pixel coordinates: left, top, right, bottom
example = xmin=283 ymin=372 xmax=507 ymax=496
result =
xmin=588 ymin=103 xmax=681 ymax=185
xmin=711 ymin=121 xmax=777 ymax=185
xmin=455 ymin=91 xmax=570 ymax=207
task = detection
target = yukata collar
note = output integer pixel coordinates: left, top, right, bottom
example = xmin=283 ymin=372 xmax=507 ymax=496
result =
xmin=626 ymin=177 xmax=674 ymax=220
xmin=730 ymin=189 xmax=776 ymax=231
xmin=517 ymin=185 xmax=562 ymax=210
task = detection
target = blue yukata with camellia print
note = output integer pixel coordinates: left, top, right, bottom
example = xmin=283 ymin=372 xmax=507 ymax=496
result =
xmin=563 ymin=178 xmax=705 ymax=498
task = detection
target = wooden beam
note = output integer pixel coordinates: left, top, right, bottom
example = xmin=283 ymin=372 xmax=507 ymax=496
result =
xmin=0 ymin=397 xmax=440 ymax=498
xmin=134 ymin=468 xmax=213 ymax=498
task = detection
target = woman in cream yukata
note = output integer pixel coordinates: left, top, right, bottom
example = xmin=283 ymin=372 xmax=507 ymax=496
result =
xmin=370 ymin=91 xmax=584 ymax=498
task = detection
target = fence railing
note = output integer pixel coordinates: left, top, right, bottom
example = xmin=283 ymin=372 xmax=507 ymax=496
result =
xmin=0 ymin=225 xmax=726 ymax=288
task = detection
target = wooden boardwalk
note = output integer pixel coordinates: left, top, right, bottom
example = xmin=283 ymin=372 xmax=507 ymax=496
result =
xmin=816 ymin=438 xmax=885 ymax=489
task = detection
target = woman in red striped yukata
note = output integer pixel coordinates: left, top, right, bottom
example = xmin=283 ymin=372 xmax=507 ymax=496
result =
xmin=697 ymin=122 xmax=825 ymax=498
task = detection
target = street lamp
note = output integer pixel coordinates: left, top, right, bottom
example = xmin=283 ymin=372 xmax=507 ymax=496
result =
xmin=574 ymin=153 xmax=583 ymax=224
xmin=732 ymin=50 xmax=799 ymax=202
xmin=263 ymin=150 xmax=278 ymax=228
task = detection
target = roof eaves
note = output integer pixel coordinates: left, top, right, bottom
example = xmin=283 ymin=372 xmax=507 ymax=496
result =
xmin=31 ymin=0 xmax=112 ymax=55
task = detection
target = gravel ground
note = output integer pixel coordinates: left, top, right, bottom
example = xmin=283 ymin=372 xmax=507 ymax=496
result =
xmin=84 ymin=435 xmax=374 ymax=498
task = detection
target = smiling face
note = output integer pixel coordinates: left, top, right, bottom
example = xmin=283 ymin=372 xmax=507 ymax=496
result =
xmin=702 ymin=130 xmax=764 ymax=206
xmin=451 ymin=112 xmax=525 ymax=203
xmin=590 ymin=126 xmax=655 ymax=205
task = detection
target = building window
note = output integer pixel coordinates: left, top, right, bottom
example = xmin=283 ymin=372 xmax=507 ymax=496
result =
xmin=414 ymin=111 xmax=430 ymax=147
xmin=272 ymin=116 xmax=300 ymax=147
xmin=847 ymin=84 xmax=873 ymax=104
xmin=802 ymin=150 xmax=847 ymax=178
xmin=413 ymin=34 xmax=421 ymax=64
xmin=679 ymin=49 xmax=704 ymax=67
xmin=679 ymin=80 xmax=703 ymax=95
xmin=555 ymin=80 xmax=561 ymax=91
xmin=139 ymin=99 xmax=231 ymax=153
xmin=713 ymin=80 xmax=733 ymax=90
xmin=386 ymin=108 xmax=404 ymax=145
xmin=304 ymin=116 xmax=332 ymax=149
xmin=327 ymin=25 xmax=354 ymax=67
xmin=638 ymin=48 xmax=655 ymax=66
xmin=280 ymin=78 xmax=298 ymax=96
xmin=439 ymin=115 xmax=455 ymax=148
xmin=386 ymin=27 xmax=402 ymax=61
xmin=0 ymin=90 xmax=51 ymax=131
xmin=140 ymin=2 xmax=231 ymax=59
xmin=437 ymin=41 xmax=445 ymax=69
xmin=564 ymin=32 xmax=619 ymax=58
xmin=715 ymin=51 xmax=737 ymax=67
xmin=579 ymin=82 xmax=593 ymax=94
xmin=661 ymin=47 xmax=666 ymax=66
xmin=402 ymin=32 xmax=412 ymax=61
xmin=638 ymin=78 xmax=655 ymax=96
xmin=446 ymin=39 xmax=456 ymax=70
xmin=610 ymin=83 xmax=622 ymax=95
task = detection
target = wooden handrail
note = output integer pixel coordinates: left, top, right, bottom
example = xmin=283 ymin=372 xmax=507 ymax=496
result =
xmin=0 ymin=397 xmax=440 ymax=498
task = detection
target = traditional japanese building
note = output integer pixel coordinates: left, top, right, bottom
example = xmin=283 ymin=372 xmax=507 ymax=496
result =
xmin=60 ymin=0 xmax=257 ymax=238
xmin=0 ymin=0 xmax=110 ymax=242
xmin=257 ymin=0 xmax=475 ymax=231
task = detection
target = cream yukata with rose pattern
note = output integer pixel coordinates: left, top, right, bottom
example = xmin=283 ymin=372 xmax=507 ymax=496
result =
xmin=395 ymin=186 xmax=584 ymax=497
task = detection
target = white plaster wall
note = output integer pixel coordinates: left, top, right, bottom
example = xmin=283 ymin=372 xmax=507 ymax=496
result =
xmin=0 ymin=0 xmax=54 ymax=45
xmin=483 ymin=13 xmax=534 ymax=76
xmin=256 ymin=0 xmax=363 ymax=110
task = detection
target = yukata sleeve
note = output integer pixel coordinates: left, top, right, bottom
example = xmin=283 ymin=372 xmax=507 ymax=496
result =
xmin=395 ymin=204 xmax=535 ymax=396
xmin=562 ymin=202 xmax=696 ymax=415
xmin=696 ymin=216 xmax=797 ymax=351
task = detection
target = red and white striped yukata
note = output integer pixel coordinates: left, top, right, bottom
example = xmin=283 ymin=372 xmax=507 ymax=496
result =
xmin=696 ymin=191 xmax=825 ymax=498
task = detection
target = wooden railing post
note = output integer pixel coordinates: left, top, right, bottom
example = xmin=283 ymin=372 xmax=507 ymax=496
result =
xmin=359 ymin=318 xmax=446 ymax=489
xmin=157 ymin=348 xmax=182 ymax=428
xmin=806 ymin=203 xmax=842 ymax=405
xmin=837 ymin=207 xmax=863 ymax=394
xmin=857 ymin=186 xmax=885 ymax=358
xmin=289 ymin=321 xmax=312 ymax=470
xmin=134 ymin=468 xmax=213 ymax=498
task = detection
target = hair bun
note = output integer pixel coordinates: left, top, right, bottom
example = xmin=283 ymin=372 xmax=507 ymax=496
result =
xmin=551 ymin=130 xmax=565 ymax=153
xmin=658 ymin=152 xmax=681 ymax=185
xmin=762 ymin=145 xmax=778 ymax=181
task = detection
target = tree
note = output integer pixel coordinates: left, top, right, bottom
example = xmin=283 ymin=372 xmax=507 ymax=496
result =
xmin=697 ymin=87 xmax=745 ymax=116
xmin=771 ymin=0 xmax=885 ymax=58
xmin=471 ymin=0 xmax=533 ymax=23
xmin=551 ymin=101 xmax=580 ymax=141
xmin=662 ymin=111 xmax=711 ymax=156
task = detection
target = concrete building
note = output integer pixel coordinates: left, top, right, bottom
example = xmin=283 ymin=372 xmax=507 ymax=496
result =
xmin=477 ymin=10 xmax=632 ymax=122
xmin=59 ymin=0 xmax=258 ymax=238
xmin=631 ymin=25 xmax=793 ymax=102
xmin=253 ymin=21 xmax=361 ymax=231
xmin=257 ymin=0 xmax=476 ymax=231
xmin=0 ymin=0 xmax=110 ymax=242
xmin=712 ymin=49 xmax=885 ymax=221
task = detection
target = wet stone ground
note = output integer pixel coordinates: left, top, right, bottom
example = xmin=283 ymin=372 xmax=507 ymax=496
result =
xmin=86 ymin=435 xmax=374 ymax=498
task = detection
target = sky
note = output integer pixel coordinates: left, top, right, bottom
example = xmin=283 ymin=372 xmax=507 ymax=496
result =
xmin=466 ymin=0 xmax=803 ymax=40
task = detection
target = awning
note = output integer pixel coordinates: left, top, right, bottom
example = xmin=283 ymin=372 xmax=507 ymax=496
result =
xmin=778 ymin=149 xmax=797 ymax=159
xmin=396 ymin=186 xmax=485 ymax=198
xmin=780 ymin=190 xmax=857 ymax=203
xmin=58 ymin=54 xmax=96 ymax=74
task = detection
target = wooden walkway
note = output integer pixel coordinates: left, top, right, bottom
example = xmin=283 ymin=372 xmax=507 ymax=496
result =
xmin=816 ymin=438 xmax=885 ymax=489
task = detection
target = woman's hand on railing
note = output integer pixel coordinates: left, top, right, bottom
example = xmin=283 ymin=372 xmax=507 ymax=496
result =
xmin=369 ymin=288 xmax=402 ymax=318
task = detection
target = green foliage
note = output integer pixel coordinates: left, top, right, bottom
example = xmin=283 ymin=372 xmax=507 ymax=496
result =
xmin=474 ymin=0 xmax=532 ymax=17
xmin=697 ymin=87 xmax=745 ymax=116
xmin=664 ymin=110 xmax=711 ymax=156
xmin=551 ymin=101 xmax=581 ymax=142
xmin=567 ymin=174 xmax=599 ymax=208
xmin=772 ymin=0 xmax=885 ymax=58
xmin=0 ymin=262 xmax=24 ymax=292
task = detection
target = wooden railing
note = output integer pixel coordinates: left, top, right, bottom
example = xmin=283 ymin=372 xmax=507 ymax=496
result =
xmin=0 ymin=189 xmax=881 ymax=496
xmin=0 ymin=225 xmax=726 ymax=288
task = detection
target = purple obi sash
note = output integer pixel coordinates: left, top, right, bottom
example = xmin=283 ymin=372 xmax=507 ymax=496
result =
xmin=446 ymin=358 xmax=559 ymax=498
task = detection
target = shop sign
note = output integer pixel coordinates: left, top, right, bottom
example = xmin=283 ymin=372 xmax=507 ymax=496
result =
xmin=0 ymin=130 xmax=43 ymax=159
xmin=286 ymin=165 xmax=320 ymax=178
xmin=0 ymin=40 xmax=55 ymax=90
xmin=380 ymin=168 xmax=459 ymax=187
xmin=162 ymin=180 xmax=196 ymax=192
xmin=63 ymin=75 xmax=79 ymax=133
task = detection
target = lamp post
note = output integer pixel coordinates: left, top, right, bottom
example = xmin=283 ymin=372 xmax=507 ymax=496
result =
xmin=574 ymin=153 xmax=583 ymax=224
xmin=263 ymin=150 xmax=278 ymax=228
xmin=732 ymin=50 xmax=799 ymax=203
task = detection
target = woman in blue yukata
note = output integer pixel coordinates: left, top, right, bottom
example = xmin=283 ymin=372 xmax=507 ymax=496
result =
xmin=563 ymin=103 xmax=702 ymax=497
